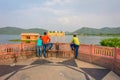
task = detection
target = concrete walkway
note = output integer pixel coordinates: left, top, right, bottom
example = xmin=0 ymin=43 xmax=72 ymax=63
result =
xmin=0 ymin=57 xmax=120 ymax=80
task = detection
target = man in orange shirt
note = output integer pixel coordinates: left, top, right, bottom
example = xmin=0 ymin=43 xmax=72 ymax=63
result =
xmin=41 ymin=32 xmax=53 ymax=58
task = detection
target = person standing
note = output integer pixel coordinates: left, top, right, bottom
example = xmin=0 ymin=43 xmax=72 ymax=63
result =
xmin=70 ymin=34 xmax=80 ymax=59
xmin=36 ymin=36 xmax=43 ymax=57
xmin=41 ymin=32 xmax=53 ymax=58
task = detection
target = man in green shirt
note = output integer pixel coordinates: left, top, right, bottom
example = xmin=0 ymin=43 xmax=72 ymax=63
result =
xmin=70 ymin=35 xmax=80 ymax=59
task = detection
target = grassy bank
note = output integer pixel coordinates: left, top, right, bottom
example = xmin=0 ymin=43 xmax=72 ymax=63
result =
xmin=9 ymin=39 xmax=37 ymax=43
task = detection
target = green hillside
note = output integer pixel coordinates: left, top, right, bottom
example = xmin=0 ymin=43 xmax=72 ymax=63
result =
xmin=73 ymin=27 xmax=120 ymax=35
xmin=0 ymin=26 xmax=120 ymax=35
xmin=0 ymin=27 xmax=47 ymax=35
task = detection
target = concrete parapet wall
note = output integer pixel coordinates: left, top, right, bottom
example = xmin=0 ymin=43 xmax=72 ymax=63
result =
xmin=92 ymin=55 xmax=114 ymax=69
xmin=78 ymin=44 xmax=120 ymax=76
xmin=0 ymin=43 xmax=120 ymax=76
xmin=78 ymin=53 xmax=92 ymax=63
xmin=47 ymin=43 xmax=74 ymax=58
xmin=114 ymin=61 xmax=120 ymax=75
xmin=78 ymin=53 xmax=114 ymax=69
xmin=0 ymin=43 xmax=36 ymax=64
xmin=0 ymin=43 xmax=73 ymax=64
xmin=0 ymin=51 xmax=36 ymax=65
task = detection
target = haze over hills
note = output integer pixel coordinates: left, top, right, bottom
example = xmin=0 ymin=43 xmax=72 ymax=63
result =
xmin=0 ymin=26 xmax=120 ymax=35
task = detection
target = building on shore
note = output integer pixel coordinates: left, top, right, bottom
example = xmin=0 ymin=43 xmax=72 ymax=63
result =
xmin=21 ymin=33 xmax=40 ymax=43
xmin=47 ymin=31 xmax=65 ymax=43
xmin=48 ymin=31 xmax=65 ymax=36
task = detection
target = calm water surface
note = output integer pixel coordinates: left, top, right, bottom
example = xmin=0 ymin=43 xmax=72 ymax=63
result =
xmin=0 ymin=35 xmax=20 ymax=44
xmin=0 ymin=35 xmax=119 ymax=45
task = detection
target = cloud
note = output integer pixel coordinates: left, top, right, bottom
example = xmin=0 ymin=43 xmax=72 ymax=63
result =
xmin=0 ymin=0 xmax=120 ymax=31
xmin=57 ymin=13 xmax=120 ymax=29
xmin=44 ymin=0 xmax=71 ymax=6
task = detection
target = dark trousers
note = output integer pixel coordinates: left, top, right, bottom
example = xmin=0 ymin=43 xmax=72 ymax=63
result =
xmin=70 ymin=43 xmax=79 ymax=59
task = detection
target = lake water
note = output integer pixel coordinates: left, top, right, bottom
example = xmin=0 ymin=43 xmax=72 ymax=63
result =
xmin=0 ymin=35 xmax=119 ymax=45
xmin=0 ymin=35 xmax=21 ymax=44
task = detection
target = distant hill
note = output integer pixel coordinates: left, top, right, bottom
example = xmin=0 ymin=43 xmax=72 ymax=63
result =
xmin=0 ymin=27 xmax=47 ymax=35
xmin=0 ymin=26 xmax=120 ymax=35
xmin=73 ymin=27 xmax=120 ymax=35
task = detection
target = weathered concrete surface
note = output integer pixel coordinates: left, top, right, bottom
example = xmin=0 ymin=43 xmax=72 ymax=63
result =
xmin=0 ymin=57 xmax=120 ymax=80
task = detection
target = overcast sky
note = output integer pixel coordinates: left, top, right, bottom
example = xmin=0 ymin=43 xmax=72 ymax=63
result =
xmin=0 ymin=0 xmax=120 ymax=31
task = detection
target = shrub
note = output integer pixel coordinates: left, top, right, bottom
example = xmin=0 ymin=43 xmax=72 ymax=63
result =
xmin=100 ymin=38 xmax=120 ymax=48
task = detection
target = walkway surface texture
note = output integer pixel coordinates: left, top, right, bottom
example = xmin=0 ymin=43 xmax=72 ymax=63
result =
xmin=0 ymin=57 xmax=120 ymax=80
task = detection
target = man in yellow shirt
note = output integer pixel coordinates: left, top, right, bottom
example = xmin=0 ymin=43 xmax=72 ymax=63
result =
xmin=70 ymin=35 xmax=80 ymax=59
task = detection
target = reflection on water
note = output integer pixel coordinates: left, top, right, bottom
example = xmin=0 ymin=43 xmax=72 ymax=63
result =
xmin=0 ymin=35 xmax=119 ymax=45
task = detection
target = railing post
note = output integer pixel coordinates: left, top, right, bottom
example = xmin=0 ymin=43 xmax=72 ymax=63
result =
xmin=21 ymin=43 xmax=23 ymax=52
xmin=91 ymin=44 xmax=94 ymax=55
xmin=55 ymin=42 xmax=59 ymax=57
xmin=113 ymin=47 xmax=117 ymax=70
xmin=90 ymin=44 xmax=94 ymax=63
xmin=5 ymin=43 xmax=7 ymax=54
xmin=114 ymin=47 xmax=117 ymax=60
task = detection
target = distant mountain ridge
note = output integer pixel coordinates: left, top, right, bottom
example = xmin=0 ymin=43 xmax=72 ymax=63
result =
xmin=73 ymin=27 xmax=120 ymax=35
xmin=0 ymin=27 xmax=47 ymax=35
xmin=0 ymin=26 xmax=120 ymax=35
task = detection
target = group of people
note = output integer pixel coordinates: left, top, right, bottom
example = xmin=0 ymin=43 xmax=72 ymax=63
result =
xmin=36 ymin=32 xmax=80 ymax=59
xmin=36 ymin=32 xmax=53 ymax=58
